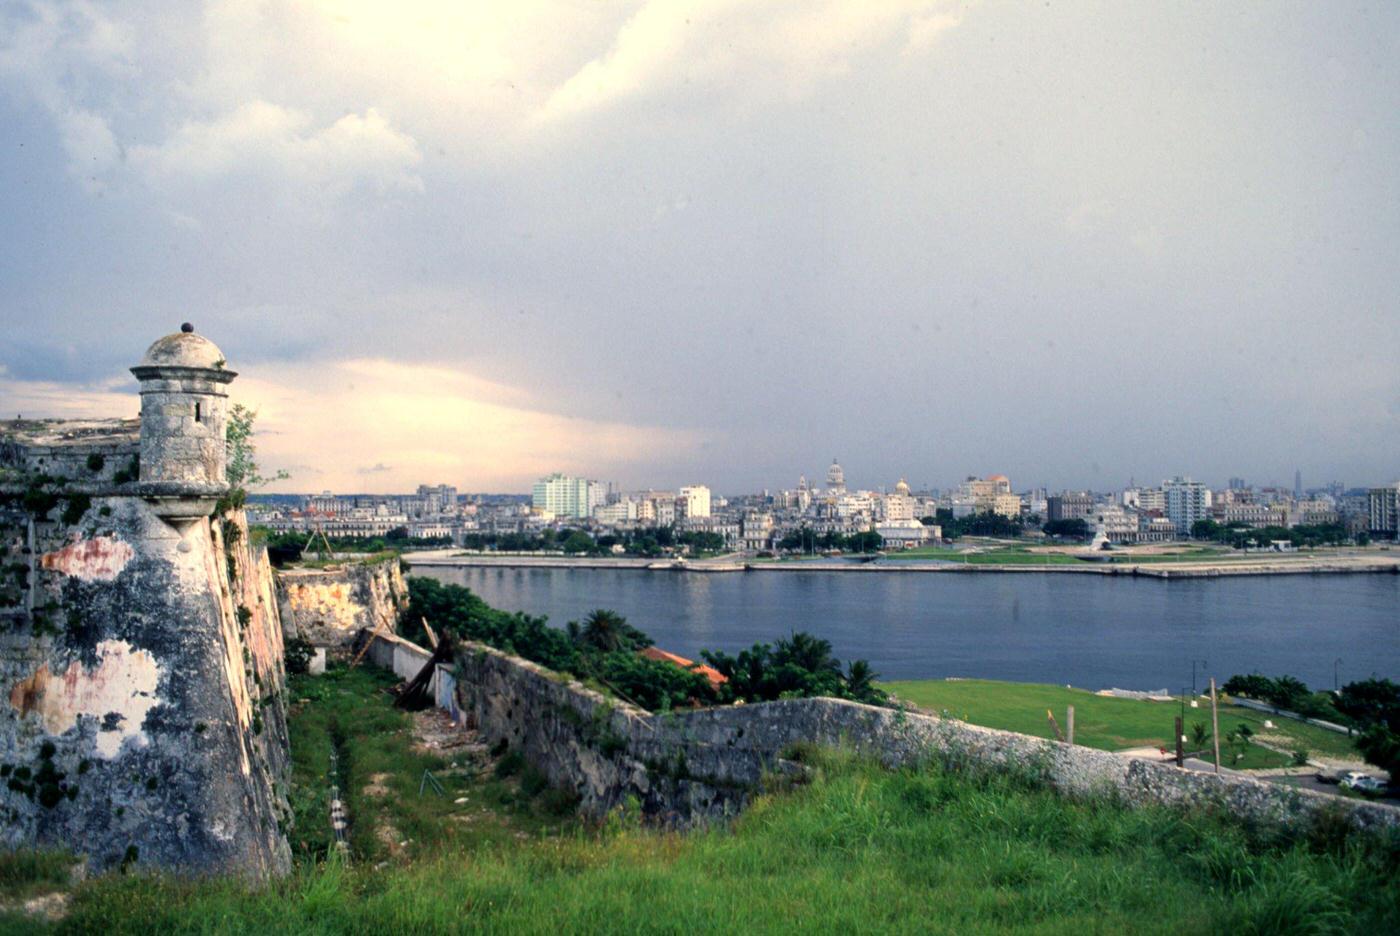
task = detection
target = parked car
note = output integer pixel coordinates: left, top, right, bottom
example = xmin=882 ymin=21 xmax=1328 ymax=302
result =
xmin=1339 ymin=772 xmax=1386 ymax=794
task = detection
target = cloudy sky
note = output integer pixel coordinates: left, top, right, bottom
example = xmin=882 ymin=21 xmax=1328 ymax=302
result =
xmin=1 ymin=1 xmax=1397 ymax=495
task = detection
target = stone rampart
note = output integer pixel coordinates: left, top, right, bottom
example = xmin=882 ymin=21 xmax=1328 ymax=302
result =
xmin=277 ymin=557 xmax=407 ymax=649
xmin=0 ymin=486 xmax=292 ymax=877
xmin=439 ymin=638 xmax=1400 ymax=836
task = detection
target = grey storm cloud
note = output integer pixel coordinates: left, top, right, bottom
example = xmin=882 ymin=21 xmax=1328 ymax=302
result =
xmin=0 ymin=0 xmax=1397 ymax=494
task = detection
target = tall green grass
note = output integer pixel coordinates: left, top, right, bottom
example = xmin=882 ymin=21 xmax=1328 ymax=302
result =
xmin=8 ymin=668 xmax=1395 ymax=934
xmin=16 ymin=747 xmax=1399 ymax=934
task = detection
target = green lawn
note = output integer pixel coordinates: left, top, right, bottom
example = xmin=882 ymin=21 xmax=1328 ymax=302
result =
xmin=881 ymin=679 xmax=1361 ymax=768
xmin=884 ymin=547 xmax=1084 ymax=564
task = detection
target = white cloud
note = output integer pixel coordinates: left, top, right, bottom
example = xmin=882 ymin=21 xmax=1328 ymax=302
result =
xmin=538 ymin=0 xmax=967 ymax=121
xmin=129 ymin=101 xmax=422 ymax=198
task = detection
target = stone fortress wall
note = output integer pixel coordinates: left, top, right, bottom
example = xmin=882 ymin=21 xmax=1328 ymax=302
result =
xmin=365 ymin=631 xmax=1400 ymax=837
xmin=0 ymin=327 xmax=292 ymax=878
xmin=277 ymin=557 xmax=408 ymax=649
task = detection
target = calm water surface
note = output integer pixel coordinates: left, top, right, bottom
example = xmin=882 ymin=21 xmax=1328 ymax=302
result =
xmin=417 ymin=567 xmax=1400 ymax=690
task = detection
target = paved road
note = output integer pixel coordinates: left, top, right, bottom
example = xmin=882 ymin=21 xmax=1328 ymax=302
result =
xmin=1262 ymin=773 xmax=1400 ymax=808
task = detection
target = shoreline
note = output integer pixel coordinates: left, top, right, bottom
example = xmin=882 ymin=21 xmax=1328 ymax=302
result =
xmin=406 ymin=553 xmax=1400 ymax=579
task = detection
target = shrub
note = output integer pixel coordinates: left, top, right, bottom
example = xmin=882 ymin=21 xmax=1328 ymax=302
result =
xmin=284 ymin=637 xmax=314 ymax=675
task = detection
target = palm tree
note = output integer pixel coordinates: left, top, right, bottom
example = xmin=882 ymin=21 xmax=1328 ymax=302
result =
xmin=577 ymin=609 xmax=649 ymax=653
xmin=844 ymin=660 xmax=886 ymax=705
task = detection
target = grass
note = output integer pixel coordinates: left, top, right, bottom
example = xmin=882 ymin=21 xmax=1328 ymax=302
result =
xmin=881 ymin=679 xmax=1362 ymax=768
xmin=7 ymin=746 xmax=1399 ymax=934
xmin=6 ymin=667 xmax=1394 ymax=933
xmin=885 ymin=547 xmax=1084 ymax=564
xmin=284 ymin=666 xmax=575 ymax=864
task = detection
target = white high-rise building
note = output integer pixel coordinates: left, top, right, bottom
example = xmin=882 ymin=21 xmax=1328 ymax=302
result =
xmin=678 ymin=485 xmax=712 ymax=519
xmin=1164 ymin=477 xmax=1211 ymax=537
xmin=532 ymin=473 xmax=604 ymax=519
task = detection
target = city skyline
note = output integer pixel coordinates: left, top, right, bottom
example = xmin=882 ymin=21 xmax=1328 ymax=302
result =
xmin=2 ymin=2 xmax=1397 ymax=492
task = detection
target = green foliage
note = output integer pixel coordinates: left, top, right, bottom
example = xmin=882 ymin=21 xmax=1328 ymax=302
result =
xmin=0 ymin=847 xmax=74 ymax=901
xmin=1042 ymin=518 xmax=1090 ymax=539
xmin=777 ymin=527 xmax=883 ymax=553
xmin=225 ymin=404 xmax=289 ymax=493
xmin=1222 ymin=674 xmax=1339 ymax=720
xmin=934 ymin=508 xmax=1024 ymax=540
xmin=701 ymin=633 xmax=883 ymax=705
xmin=1194 ymin=518 xmax=1356 ymax=548
xmin=21 ymin=483 xmax=59 ymax=519
xmin=573 ymin=609 xmax=651 ymax=654
xmin=284 ymin=637 xmax=314 ymax=675
xmin=1334 ymin=678 xmax=1400 ymax=776
xmin=408 ymin=578 xmax=712 ymax=712
xmin=84 ymin=453 xmax=105 ymax=474
xmin=110 ymin=456 xmax=139 ymax=485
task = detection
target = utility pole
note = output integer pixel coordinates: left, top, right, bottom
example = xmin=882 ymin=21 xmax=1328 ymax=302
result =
xmin=1192 ymin=659 xmax=1208 ymax=697
xmin=1334 ymin=658 xmax=1342 ymax=692
xmin=1209 ymin=677 xmax=1221 ymax=774
xmin=1175 ymin=715 xmax=1184 ymax=767
xmin=1066 ymin=705 xmax=1075 ymax=746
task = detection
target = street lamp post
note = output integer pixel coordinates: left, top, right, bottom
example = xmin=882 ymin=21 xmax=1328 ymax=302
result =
xmin=1191 ymin=659 xmax=1208 ymax=697
xmin=1334 ymin=658 xmax=1343 ymax=692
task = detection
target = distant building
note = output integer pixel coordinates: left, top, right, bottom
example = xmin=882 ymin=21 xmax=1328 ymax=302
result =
xmin=880 ymin=479 xmax=916 ymax=522
xmin=1085 ymin=505 xmax=1139 ymax=543
xmin=1164 ymin=477 xmax=1211 ymax=537
xmin=875 ymin=518 xmax=934 ymax=549
xmin=678 ymin=485 xmax=712 ymax=519
xmin=1369 ymin=483 xmax=1400 ymax=539
xmin=593 ymin=499 xmax=638 ymax=524
xmin=826 ymin=459 xmax=847 ymax=494
xmin=1122 ymin=487 xmax=1166 ymax=512
xmin=1047 ymin=492 xmax=1094 ymax=523
xmin=532 ymin=473 xmax=603 ymax=519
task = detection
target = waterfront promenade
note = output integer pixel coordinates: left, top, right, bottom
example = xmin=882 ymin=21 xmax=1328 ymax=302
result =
xmin=407 ymin=547 xmax=1400 ymax=579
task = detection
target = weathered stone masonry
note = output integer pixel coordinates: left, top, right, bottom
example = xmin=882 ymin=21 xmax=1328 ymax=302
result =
xmin=278 ymin=558 xmax=407 ymax=650
xmin=0 ymin=328 xmax=292 ymax=878
xmin=445 ymin=637 xmax=1400 ymax=836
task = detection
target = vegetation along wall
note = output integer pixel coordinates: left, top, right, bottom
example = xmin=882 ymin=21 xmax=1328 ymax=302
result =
xmin=446 ymin=638 xmax=1400 ymax=835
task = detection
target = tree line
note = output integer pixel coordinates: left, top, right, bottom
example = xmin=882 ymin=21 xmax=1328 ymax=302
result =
xmin=1222 ymin=673 xmax=1400 ymax=778
xmin=405 ymin=577 xmax=887 ymax=711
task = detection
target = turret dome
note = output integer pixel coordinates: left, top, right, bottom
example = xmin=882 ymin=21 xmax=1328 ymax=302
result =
xmin=135 ymin=324 xmax=233 ymax=374
xmin=894 ymin=477 xmax=911 ymax=495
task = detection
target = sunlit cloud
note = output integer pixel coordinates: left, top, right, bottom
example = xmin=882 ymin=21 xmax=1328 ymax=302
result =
xmin=0 ymin=358 xmax=707 ymax=492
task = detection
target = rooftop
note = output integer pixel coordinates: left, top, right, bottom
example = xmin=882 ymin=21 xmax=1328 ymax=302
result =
xmin=0 ymin=418 xmax=139 ymax=449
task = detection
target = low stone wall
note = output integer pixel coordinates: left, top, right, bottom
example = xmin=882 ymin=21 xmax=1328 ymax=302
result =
xmin=445 ymin=639 xmax=1400 ymax=835
xmin=277 ymin=557 xmax=407 ymax=649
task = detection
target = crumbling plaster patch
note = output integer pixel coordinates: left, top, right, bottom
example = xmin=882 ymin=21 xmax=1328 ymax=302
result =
xmin=40 ymin=535 xmax=135 ymax=583
xmin=8 ymin=639 xmax=161 ymax=758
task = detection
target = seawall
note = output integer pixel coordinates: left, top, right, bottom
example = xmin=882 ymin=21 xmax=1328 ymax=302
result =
xmin=407 ymin=553 xmax=1400 ymax=579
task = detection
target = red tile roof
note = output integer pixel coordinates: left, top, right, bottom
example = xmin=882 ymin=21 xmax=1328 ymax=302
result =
xmin=640 ymin=646 xmax=728 ymax=687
